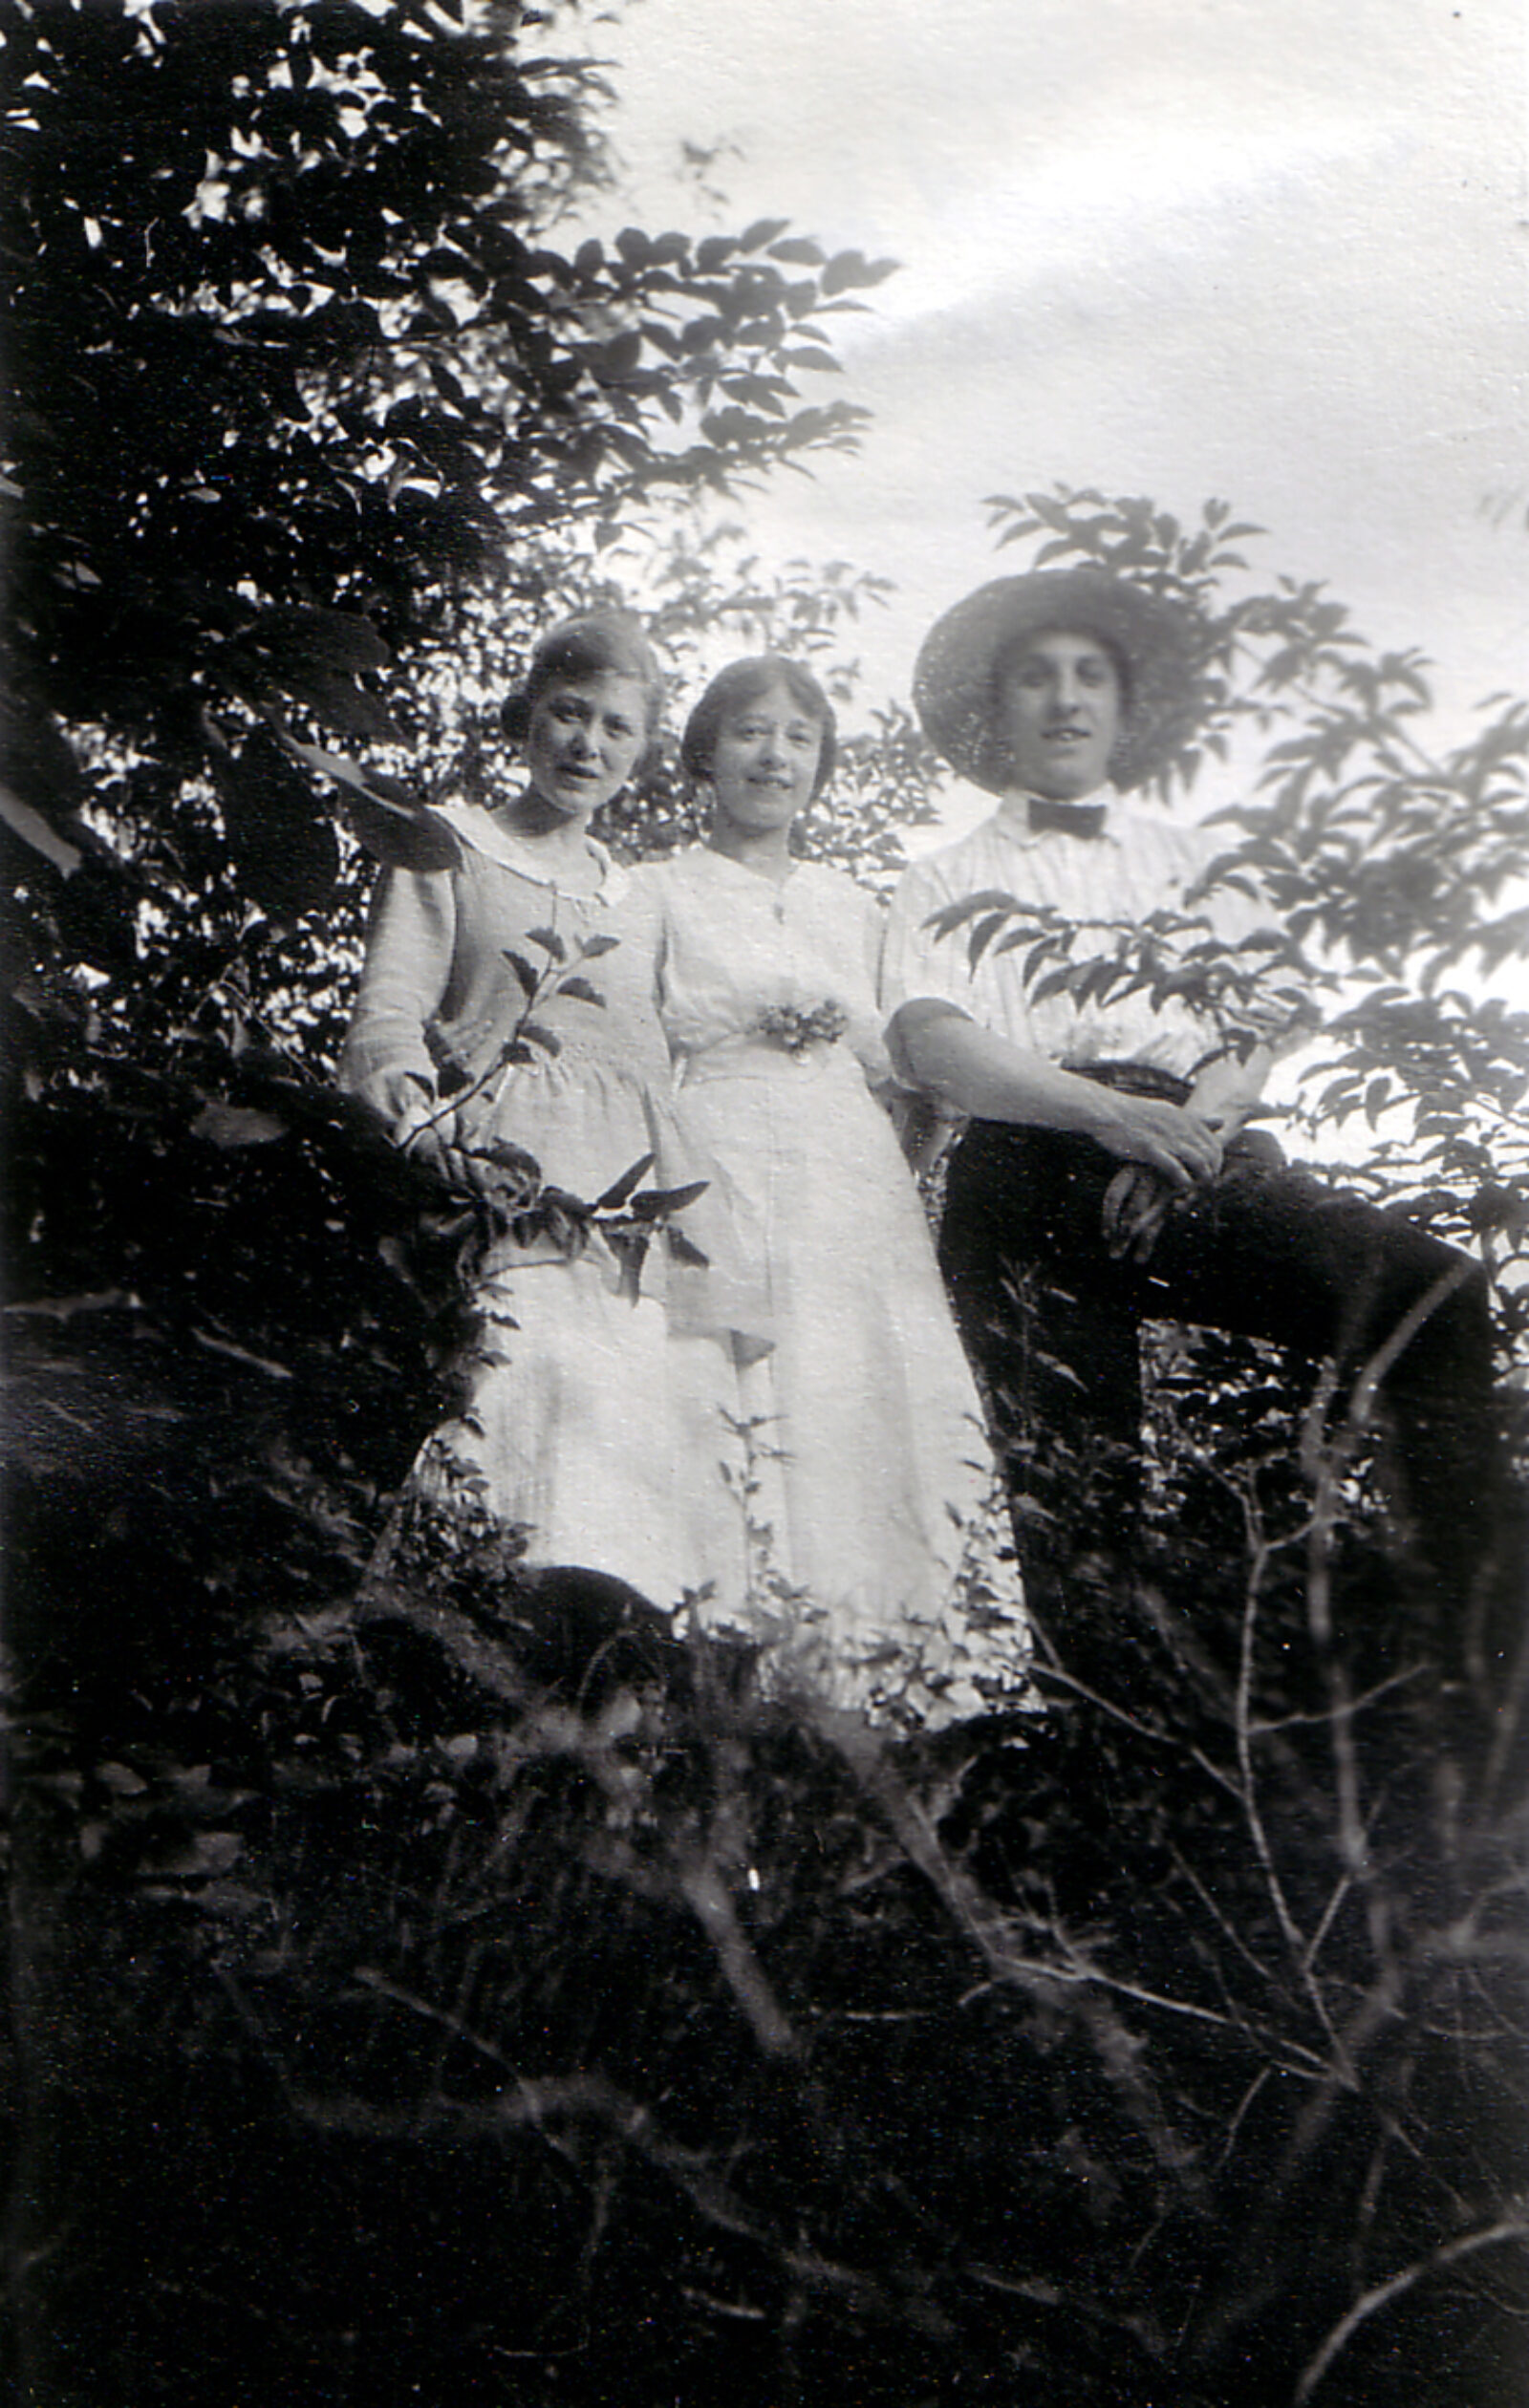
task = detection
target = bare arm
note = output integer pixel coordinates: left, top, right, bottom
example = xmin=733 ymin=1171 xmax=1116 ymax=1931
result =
xmin=890 ymin=999 xmax=1225 ymax=1190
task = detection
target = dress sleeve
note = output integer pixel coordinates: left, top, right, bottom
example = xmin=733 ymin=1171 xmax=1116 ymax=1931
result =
xmin=338 ymin=865 xmax=459 ymax=1137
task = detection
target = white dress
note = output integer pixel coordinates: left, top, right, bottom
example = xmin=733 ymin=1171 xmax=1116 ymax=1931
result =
xmin=341 ymin=805 xmax=746 ymax=1609
xmin=619 ymin=848 xmax=1031 ymax=1730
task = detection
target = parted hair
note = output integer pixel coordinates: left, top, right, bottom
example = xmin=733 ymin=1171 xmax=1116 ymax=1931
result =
xmin=680 ymin=656 xmax=838 ymax=799
xmin=500 ymin=611 xmax=666 ymax=751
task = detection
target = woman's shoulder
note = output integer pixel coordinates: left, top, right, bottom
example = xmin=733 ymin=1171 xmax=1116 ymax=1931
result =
xmin=433 ymin=799 xmax=626 ymax=900
xmin=795 ymin=858 xmax=882 ymax=917
xmin=619 ymin=844 xmax=722 ymax=896
xmin=796 ymin=855 xmax=866 ymax=891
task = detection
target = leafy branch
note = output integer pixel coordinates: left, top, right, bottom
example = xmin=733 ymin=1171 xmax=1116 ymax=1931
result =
xmin=396 ymin=922 xmax=708 ymax=1294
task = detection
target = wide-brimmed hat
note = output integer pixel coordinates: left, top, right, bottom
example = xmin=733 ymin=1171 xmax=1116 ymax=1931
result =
xmin=913 ymin=569 xmax=1205 ymax=794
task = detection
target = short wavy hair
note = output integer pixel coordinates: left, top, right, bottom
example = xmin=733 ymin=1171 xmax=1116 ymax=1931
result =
xmin=680 ymin=656 xmax=838 ymax=799
xmin=501 ymin=611 xmax=666 ymax=754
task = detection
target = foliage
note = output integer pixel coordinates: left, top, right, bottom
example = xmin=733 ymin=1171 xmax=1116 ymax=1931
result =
xmin=0 ymin=0 xmax=894 ymax=1051
xmin=972 ymin=489 xmax=1529 ymax=1273
xmin=8 ymin=1078 xmax=1528 ymax=2400
xmin=4 ymin=10 xmax=1527 ymax=2397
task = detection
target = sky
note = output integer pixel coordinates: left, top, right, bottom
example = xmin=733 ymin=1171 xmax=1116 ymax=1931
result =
xmin=573 ymin=0 xmax=1527 ymax=789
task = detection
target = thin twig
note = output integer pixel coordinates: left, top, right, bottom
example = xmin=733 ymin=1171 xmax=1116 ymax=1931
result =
xmin=961 ymin=1959 xmax=1330 ymax=2075
xmin=1227 ymin=1474 xmax=1352 ymax=2070
xmin=1295 ymin=2212 xmax=1529 ymax=2402
xmin=1346 ymin=1259 xmax=1477 ymax=1438
xmin=1029 ymin=1665 xmax=1244 ymax=1805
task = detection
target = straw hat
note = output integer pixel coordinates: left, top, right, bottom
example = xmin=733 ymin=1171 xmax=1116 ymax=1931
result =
xmin=913 ymin=569 xmax=1204 ymax=794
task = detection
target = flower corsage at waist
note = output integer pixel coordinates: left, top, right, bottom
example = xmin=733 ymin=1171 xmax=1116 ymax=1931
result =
xmin=751 ymin=1000 xmax=850 ymax=1057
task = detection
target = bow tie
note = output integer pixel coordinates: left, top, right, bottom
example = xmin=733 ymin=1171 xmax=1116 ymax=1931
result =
xmin=1026 ymin=797 xmax=1109 ymax=839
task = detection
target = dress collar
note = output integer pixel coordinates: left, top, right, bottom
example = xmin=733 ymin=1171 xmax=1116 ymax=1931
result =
xmin=693 ymin=842 xmax=806 ymax=891
xmin=433 ymin=799 xmax=624 ymax=898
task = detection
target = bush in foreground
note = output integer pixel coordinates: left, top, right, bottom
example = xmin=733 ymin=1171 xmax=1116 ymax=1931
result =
xmin=7 ymin=1053 xmax=1527 ymax=2408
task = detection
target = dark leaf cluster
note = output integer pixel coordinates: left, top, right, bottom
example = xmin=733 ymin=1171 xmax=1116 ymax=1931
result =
xmin=1 ymin=0 xmax=888 ymax=992
xmin=976 ymin=487 xmax=1529 ymax=1278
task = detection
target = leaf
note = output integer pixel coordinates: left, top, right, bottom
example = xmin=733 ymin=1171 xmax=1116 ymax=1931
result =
xmin=594 ymin=1153 xmax=656 ymax=1211
xmin=592 ymin=329 xmax=642 ymax=379
xmin=0 ymin=779 xmax=81 ymax=874
xmin=269 ymin=664 xmax=402 ymax=744
xmin=577 ymin=933 xmax=621 ymax=961
xmin=922 ymin=889 xmax=1023 ymax=939
xmin=213 ymin=727 xmax=339 ymax=920
xmin=614 ymin=1229 xmax=649 ymax=1303
xmin=822 ymin=249 xmax=899 ymax=294
xmin=554 ymin=975 xmax=604 ymax=1007
xmin=96 ymin=1761 xmax=148 ymax=1796
xmin=427 ymin=357 xmax=469 ymax=410
xmin=270 ymin=735 xmax=460 ymax=872
xmin=627 ymin=1179 xmax=710 ymax=1222
xmin=503 ymin=950 xmax=540 ymax=1000
xmin=666 ymin=1226 xmax=710 ymax=1268
xmin=525 ymin=925 xmax=567 ymax=962
xmin=242 ymin=604 xmax=393 ymax=678
xmin=480 ymin=1141 xmax=542 ymax=1194
xmin=967 ymin=911 xmax=1013 ymax=970
xmin=518 ymin=1021 xmax=561 ymax=1058
xmin=189 ymin=1102 xmax=289 ymax=1150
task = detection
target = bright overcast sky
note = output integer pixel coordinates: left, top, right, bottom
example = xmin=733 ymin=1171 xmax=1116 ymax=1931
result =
xmin=576 ymin=0 xmax=1527 ymax=752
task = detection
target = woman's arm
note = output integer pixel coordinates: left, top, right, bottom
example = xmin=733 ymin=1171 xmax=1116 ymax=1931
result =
xmin=340 ymin=867 xmax=484 ymax=1185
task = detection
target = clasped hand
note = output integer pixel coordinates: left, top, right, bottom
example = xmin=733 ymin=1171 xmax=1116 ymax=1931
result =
xmin=1100 ymin=1097 xmax=1225 ymax=1264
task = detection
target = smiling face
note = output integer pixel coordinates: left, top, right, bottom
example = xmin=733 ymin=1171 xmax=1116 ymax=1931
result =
xmin=523 ymin=671 xmax=648 ymax=823
xmin=995 ymin=628 xmax=1126 ymax=801
xmin=705 ymin=676 xmax=826 ymax=838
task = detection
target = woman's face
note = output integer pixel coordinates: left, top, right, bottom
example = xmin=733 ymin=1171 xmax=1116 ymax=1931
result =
xmin=523 ymin=671 xmax=648 ymax=821
xmin=705 ymin=677 xmax=825 ymax=837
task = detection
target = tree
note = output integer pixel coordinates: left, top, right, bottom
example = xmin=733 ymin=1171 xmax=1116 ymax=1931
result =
xmin=4 ymin=11 xmax=1527 ymax=2392
xmin=0 ymin=0 xmax=894 ymax=1044
xmin=952 ymin=486 xmax=1529 ymax=1288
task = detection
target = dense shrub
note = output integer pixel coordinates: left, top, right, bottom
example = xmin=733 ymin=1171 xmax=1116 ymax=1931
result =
xmin=7 ymin=1051 xmax=1527 ymax=2407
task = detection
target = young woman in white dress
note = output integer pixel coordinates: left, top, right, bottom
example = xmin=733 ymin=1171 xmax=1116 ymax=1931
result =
xmin=619 ymin=656 xmax=1031 ymax=1729
xmin=341 ymin=613 xmax=745 ymax=1612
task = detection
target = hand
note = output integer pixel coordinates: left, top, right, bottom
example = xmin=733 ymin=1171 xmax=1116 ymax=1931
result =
xmin=1094 ymin=1093 xmax=1224 ymax=1191
xmin=400 ymin=1110 xmax=500 ymax=1197
xmin=1102 ymin=1165 xmax=1176 ymax=1263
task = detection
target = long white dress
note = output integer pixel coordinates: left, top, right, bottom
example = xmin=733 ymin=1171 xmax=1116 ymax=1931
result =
xmin=340 ymin=805 xmax=747 ymax=1609
xmin=619 ymin=848 xmax=1031 ymax=1729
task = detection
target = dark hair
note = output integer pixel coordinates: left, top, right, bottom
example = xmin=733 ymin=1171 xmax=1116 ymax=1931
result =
xmin=680 ymin=656 xmax=838 ymax=799
xmin=501 ymin=611 xmax=665 ymax=749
